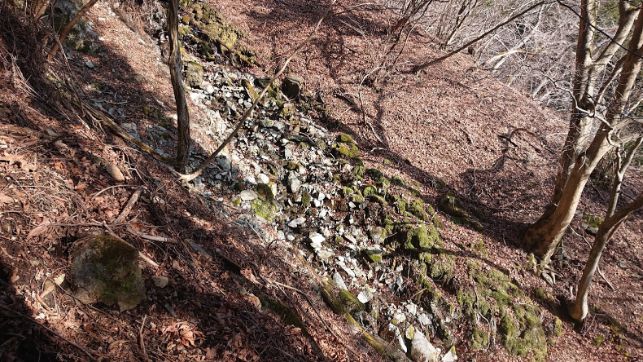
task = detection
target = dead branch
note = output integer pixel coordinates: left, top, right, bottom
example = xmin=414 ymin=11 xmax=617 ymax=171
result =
xmin=114 ymin=187 xmax=143 ymax=224
xmin=47 ymin=0 xmax=99 ymax=60
xmin=411 ymin=0 xmax=550 ymax=73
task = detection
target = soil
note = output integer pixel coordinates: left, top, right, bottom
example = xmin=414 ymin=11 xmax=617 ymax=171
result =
xmin=0 ymin=0 xmax=641 ymax=361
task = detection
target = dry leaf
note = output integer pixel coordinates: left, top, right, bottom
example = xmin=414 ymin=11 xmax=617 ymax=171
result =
xmin=0 ymin=193 xmax=13 ymax=205
xmin=103 ymin=159 xmax=125 ymax=181
xmin=27 ymin=221 xmax=51 ymax=239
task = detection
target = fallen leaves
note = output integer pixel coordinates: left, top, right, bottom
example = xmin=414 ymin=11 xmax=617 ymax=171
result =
xmin=161 ymin=321 xmax=205 ymax=353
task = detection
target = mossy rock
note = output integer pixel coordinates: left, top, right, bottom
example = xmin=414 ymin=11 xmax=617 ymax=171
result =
xmin=301 ymin=191 xmax=312 ymax=208
xmin=339 ymin=289 xmax=366 ymax=314
xmin=242 ymin=79 xmax=259 ymax=101
xmin=404 ymin=224 xmax=441 ymax=250
xmin=68 ymin=234 xmax=145 ymax=311
xmin=499 ymin=305 xmax=547 ymax=361
xmin=408 ymin=198 xmax=430 ymax=221
xmin=180 ymin=1 xmax=255 ymax=65
xmin=255 ymin=183 xmax=275 ymax=203
xmin=393 ymin=196 xmax=407 ymax=214
xmin=439 ymin=193 xmax=483 ymax=231
xmin=365 ymin=168 xmax=384 ymax=180
xmin=185 ymin=61 xmax=204 ymax=88
xmin=251 ymin=198 xmax=277 ymax=221
xmin=351 ymin=190 xmax=365 ymax=204
xmin=337 ymin=133 xmax=355 ymax=144
xmin=427 ymin=254 xmax=455 ymax=282
xmin=333 ymin=142 xmax=360 ymax=159
xmin=582 ymin=213 xmax=603 ymax=235
xmin=391 ymin=176 xmax=405 ymax=187
xmin=362 ymin=185 xmax=378 ymax=198
xmin=364 ymin=249 xmax=383 ymax=263
xmin=352 ymin=163 xmax=366 ymax=179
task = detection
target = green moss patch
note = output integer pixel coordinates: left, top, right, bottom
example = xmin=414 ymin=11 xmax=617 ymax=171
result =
xmin=178 ymin=0 xmax=254 ymax=65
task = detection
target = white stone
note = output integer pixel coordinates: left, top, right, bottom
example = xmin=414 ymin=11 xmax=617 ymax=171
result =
xmin=257 ymin=174 xmax=270 ymax=184
xmin=411 ymin=331 xmax=441 ymax=362
xmin=309 ymin=232 xmax=325 ymax=249
xmin=239 ymin=190 xmax=258 ymax=201
xmin=441 ymin=347 xmax=457 ymax=362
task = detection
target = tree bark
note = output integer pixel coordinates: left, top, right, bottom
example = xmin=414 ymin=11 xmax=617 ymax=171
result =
xmin=525 ymin=7 xmax=643 ymax=260
xmin=167 ymin=0 xmax=190 ymax=172
xmin=568 ymin=193 xmax=643 ymax=322
xmin=47 ymin=0 xmax=100 ymax=60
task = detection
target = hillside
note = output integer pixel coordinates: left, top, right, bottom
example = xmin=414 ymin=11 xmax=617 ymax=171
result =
xmin=0 ymin=1 xmax=641 ymax=361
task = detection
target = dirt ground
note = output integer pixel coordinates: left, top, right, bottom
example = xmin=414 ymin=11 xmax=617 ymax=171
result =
xmin=0 ymin=0 xmax=641 ymax=361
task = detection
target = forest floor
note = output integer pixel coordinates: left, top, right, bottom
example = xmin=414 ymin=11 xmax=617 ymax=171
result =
xmin=0 ymin=0 xmax=641 ymax=361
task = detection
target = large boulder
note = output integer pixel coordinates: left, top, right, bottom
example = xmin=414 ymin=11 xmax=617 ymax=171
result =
xmin=68 ymin=234 xmax=145 ymax=311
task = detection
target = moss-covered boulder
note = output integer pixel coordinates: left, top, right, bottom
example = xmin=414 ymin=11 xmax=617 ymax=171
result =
xmin=178 ymin=0 xmax=255 ymax=65
xmin=185 ymin=61 xmax=204 ymax=88
xmin=68 ymin=234 xmax=145 ymax=311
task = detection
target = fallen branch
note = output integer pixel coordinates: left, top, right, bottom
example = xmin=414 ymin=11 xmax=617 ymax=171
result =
xmin=179 ymin=0 xmax=339 ymax=183
xmin=114 ymin=187 xmax=143 ymax=224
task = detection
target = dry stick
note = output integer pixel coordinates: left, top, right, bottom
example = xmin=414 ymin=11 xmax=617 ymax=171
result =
xmin=47 ymin=0 xmax=99 ymax=60
xmin=0 ymin=304 xmax=97 ymax=361
xmin=411 ymin=0 xmax=549 ymax=73
xmin=179 ymin=0 xmax=338 ymax=183
xmin=139 ymin=315 xmax=150 ymax=362
xmin=114 ymin=187 xmax=143 ymax=224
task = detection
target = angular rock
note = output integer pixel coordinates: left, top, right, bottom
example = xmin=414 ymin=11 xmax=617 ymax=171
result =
xmin=239 ymin=190 xmax=258 ymax=201
xmin=411 ymin=331 xmax=441 ymax=362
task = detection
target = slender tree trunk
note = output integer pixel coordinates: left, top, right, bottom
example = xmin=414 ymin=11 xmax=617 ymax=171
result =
xmin=607 ymin=138 xmax=642 ymax=217
xmin=167 ymin=0 xmax=190 ymax=172
xmin=568 ymin=193 xmax=643 ymax=322
xmin=47 ymin=0 xmax=100 ymax=60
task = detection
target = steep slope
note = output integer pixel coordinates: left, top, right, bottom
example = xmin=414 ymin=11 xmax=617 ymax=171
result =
xmin=0 ymin=0 xmax=641 ymax=361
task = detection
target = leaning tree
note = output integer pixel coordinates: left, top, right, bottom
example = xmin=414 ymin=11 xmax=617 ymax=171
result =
xmin=524 ymin=0 xmax=642 ymax=262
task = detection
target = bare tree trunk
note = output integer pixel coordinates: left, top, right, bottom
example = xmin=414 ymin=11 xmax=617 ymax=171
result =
xmin=607 ymin=137 xmax=642 ymax=217
xmin=568 ymin=193 xmax=643 ymax=322
xmin=525 ymin=7 xmax=643 ymax=260
xmin=47 ymin=0 xmax=99 ymax=60
xmin=167 ymin=0 xmax=190 ymax=172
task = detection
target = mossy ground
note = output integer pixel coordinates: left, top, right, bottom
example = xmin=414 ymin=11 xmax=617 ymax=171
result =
xmin=178 ymin=0 xmax=254 ymax=65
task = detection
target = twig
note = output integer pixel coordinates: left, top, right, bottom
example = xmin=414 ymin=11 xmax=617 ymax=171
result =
xmin=596 ymin=267 xmax=615 ymax=291
xmin=0 ymin=304 xmax=97 ymax=361
xmin=91 ymin=184 xmax=137 ymax=198
xmin=127 ymin=225 xmax=172 ymax=243
xmin=114 ymin=187 xmax=143 ymax=224
xmin=411 ymin=0 xmax=550 ymax=72
xmin=139 ymin=315 xmax=150 ymax=362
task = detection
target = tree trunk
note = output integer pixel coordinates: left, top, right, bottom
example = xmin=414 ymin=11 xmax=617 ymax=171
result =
xmin=167 ymin=0 xmax=190 ymax=172
xmin=524 ymin=160 xmax=593 ymax=262
xmin=47 ymin=0 xmax=100 ymax=60
xmin=568 ymin=194 xmax=643 ymax=322
xmin=524 ymin=7 xmax=643 ymax=260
